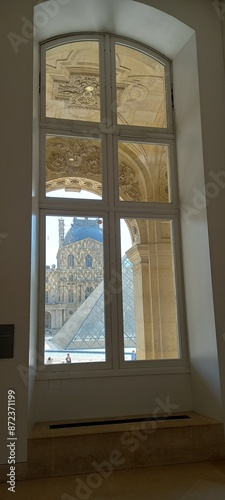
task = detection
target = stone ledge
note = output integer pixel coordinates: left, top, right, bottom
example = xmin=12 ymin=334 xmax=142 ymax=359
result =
xmin=28 ymin=411 xmax=221 ymax=439
xmin=26 ymin=412 xmax=225 ymax=479
xmin=1 ymin=413 xmax=224 ymax=482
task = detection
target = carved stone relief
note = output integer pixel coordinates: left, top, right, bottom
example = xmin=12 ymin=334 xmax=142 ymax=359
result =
xmin=46 ymin=138 xmax=101 ymax=181
xmin=125 ymin=218 xmax=140 ymax=245
xmin=159 ymin=149 xmax=169 ymax=201
xmin=46 ymin=177 xmax=102 ymax=196
xmin=53 ymin=74 xmax=100 ymax=109
xmin=118 ymin=162 xmax=141 ymax=201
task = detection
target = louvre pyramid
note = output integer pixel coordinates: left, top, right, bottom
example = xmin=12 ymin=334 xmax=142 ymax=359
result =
xmin=52 ymin=256 xmax=136 ymax=350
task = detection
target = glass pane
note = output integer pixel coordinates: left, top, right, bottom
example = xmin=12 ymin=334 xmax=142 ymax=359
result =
xmin=115 ymin=44 xmax=167 ymax=128
xmin=46 ymin=41 xmax=100 ymax=122
xmin=120 ymin=219 xmax=179 ymax=361
xmin=118 ymin=142 xmax=170 ymax=202
xmin=45 ymin=216 xmax=105 ymax=364
xmin=46 ymin=136 xmax=102 ymax=199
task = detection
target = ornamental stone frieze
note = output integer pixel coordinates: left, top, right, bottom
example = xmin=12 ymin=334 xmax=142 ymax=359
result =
xmin=46 ymin=177 xmax=102 ymax=197
xmin=125 ymin=219 xmax=140 ymax=244
xmin=46 ymin=138 xmax=143 ymax=201
xmin=53 ymin=74 xmax=100 ymax=109
xmin=46 ymin=138 xmax=101 ymax=179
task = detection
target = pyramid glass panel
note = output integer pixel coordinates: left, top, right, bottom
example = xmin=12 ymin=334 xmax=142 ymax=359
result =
xmin=120 ymin=218 xmax=180 ymax=361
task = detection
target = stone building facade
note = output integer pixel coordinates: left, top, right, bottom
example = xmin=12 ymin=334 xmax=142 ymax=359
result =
xmin=45 ymin=217 xmax=103 ymax=334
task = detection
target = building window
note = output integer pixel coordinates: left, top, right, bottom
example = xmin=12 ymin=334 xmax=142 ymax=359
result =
xmin=68 ymin=291 xmax=74 ymax=303
xmin=67 ymin=254 xmax=74 ymax=269
xmin=39 ymin=34 xmax=186 ymax=370
xmin=45 ymin=311 xmax=51 ymax=330
xmin=86 ymin=254 xmax=92 ymax=268
xmin=85 ymin=286 xmax=94 ymax=300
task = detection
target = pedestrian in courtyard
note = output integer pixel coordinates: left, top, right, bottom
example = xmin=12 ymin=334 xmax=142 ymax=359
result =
xmin=66 ymin=353 xmax=71 ymax=363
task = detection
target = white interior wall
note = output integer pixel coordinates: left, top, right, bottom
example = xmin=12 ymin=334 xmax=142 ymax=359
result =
xmin=173 ymin=34 xmax=223 ymax=420
xmin=35 ymin=0 xmax=193 ymax=59
xmin=33 ymin=0 xmax=194 ymax=423
xmin=35 ymin=374 xmax=192 ymax=422
xmin=1 ymin=0 xmax=225 ymax=465
xmin=0 ymin=0 xmax=34 ymax=465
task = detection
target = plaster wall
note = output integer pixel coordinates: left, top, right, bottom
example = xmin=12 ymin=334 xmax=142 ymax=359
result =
xmin=0 ymin=0 xmax=34 ymax=465
xmin=174 ymin=34 xmax=223 ymax=420
xmin=0 ymin=0 xmax=225 ymax=464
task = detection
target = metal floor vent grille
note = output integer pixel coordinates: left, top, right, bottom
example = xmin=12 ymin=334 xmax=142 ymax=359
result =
xmin=49 ymin=414 xmax=190 ymax=430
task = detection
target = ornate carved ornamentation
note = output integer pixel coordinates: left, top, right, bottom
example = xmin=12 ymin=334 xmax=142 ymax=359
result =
xmin=125 ymin=218 xmax=140 ymax=244
xmin=119 ymin=162 xmax=141 ymax=201
xmin=46 ymin=138 xmax=101 ymax=180
xmin=159 ymin=150 xmax=169 ymax=201
xmin=46 ymin=177 xmax=102 ymax=196
xmin=53 ymin=74 xmax=100 ymax=109
xmin=46 ymin=141 xmax=141 ymax=201
xmin=132 ymin=223 xmax=140 ymax=243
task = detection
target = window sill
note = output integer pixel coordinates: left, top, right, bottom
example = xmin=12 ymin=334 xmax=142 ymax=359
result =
xmin=36 ymin=363 xmax=191 ymax=380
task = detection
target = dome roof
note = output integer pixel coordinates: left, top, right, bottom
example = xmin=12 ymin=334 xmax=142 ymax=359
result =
xmin=63 ymin=217 xmax=103 ymax=246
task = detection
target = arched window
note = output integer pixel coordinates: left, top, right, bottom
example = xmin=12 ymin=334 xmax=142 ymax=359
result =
xmin=85 ymin=255 xmax=92 ymax=268
xmin=41 ymin=34 xmax=186 ymax=369
xmin=67 ymin=254 xmax=74 ymax=269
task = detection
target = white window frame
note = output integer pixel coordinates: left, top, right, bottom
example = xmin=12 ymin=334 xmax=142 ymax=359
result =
xmin=37 ymin=33 xmax=189 ymax=376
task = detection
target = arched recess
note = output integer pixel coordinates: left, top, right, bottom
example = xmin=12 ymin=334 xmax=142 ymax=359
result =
xmin=36 ymin=6 xmax=196 ymax=366
xmin=31 ymin=0 xmax=223 ymax=424
xmin=35 ymin=0 xmax=193 ymax=59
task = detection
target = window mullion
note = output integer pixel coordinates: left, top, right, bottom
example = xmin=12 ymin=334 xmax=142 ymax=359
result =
xmin=105 ymin=211 xmax=118 ymax=370
xmin=38 ymin=33 xmax=186 ymax=372
xmin=40 ymin=43 xmax=46 ymax=124
xmin=103 ymin=34 xmax=114 ymax=132
xmin=105 ymin=131 xmax=119 ymax=367
xmin=104 ymin=36 xmax=121 ymax=367
xmin=117 ymin=127 xmax=175 ymax=141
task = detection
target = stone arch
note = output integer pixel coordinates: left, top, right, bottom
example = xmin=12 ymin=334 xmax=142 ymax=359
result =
xmin=46 ymin=138 xmax=168 ymax=203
